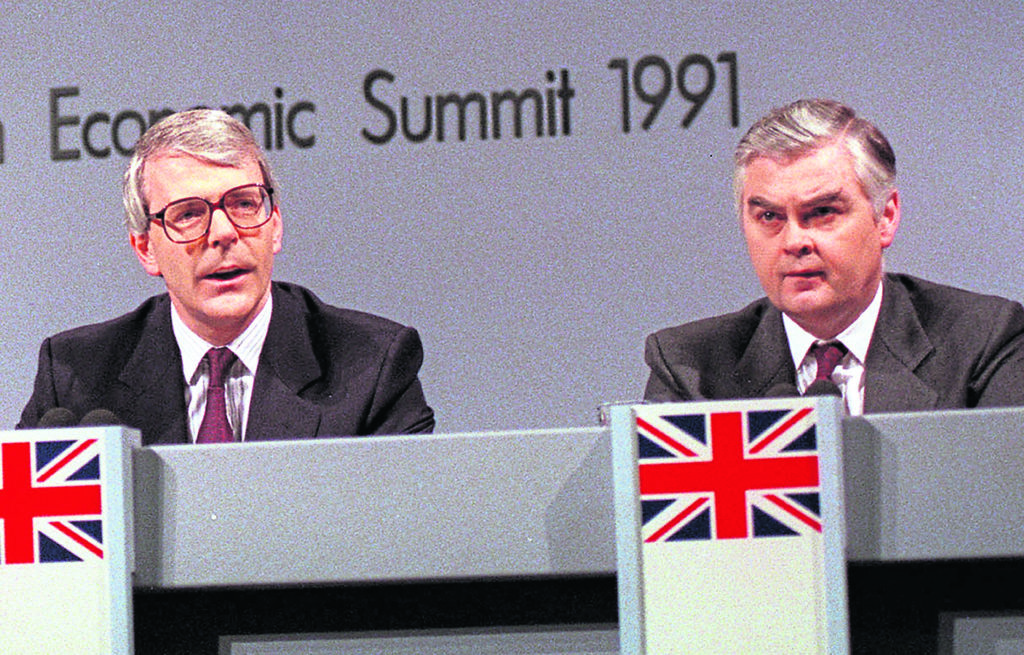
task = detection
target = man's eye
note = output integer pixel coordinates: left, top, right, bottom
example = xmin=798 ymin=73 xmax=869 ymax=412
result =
xmin=168 ymin=204 xmax=206 ymax=224
xmin=226 ymin=194 xmax=262 ymax=213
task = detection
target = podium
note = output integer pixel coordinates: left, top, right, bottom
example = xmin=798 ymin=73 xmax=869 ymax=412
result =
xmin=0 ymin=426 xmax=138 ymax=655
xmin=128 ymin=407 xmax=1024 ymax=654
xmin=130 ymin=427 xmax=619 ymax=653
xmin=609 ymin=397 xmax=849 ymax=654
xmin=5 ymin=407 xmax=1023 ymax=653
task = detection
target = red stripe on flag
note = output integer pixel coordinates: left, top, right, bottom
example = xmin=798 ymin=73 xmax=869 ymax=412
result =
xmin=51 ymin=521 xmax=104 ymax=559
xmin=764 ymin=493 xmax=822 ymax=532
xmin=37 ymin=439 xmax=98 ymax=483
xmin=749 ymin=408 xmax=812 ymax=455
xmin=0 ymin=442 xmax=102 ymax=564
xmin=637 ymin=416 xmax=698 ymax=457
xmin=639 ymin=411 xmax=819 ymax=540
xmin=645 ymin=497 xmax=708 ymax=543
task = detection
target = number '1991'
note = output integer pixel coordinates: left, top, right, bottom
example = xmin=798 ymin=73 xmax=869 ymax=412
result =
xmin=608 ymin=53 xmax=739 ymax=133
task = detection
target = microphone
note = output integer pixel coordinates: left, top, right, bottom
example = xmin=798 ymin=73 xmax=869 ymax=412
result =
xmin=764 ymin=383 xmax=800 ymax=397
xmin=79 ymin=409 xmax=123 ymax=426
xmin=37 ymin=407 xmax=77 ymax=427
xmin=804 ymin=380 xmax=842 ymax=397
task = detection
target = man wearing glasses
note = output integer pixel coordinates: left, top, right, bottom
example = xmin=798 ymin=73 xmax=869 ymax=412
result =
xmin=19 ymin=109 xmax=434 ymax=444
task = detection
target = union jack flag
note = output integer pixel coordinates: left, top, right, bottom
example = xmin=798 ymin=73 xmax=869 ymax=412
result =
xmin=0 ymin=438 xmax=104 ymax=565
xmin=637 ymin=406 xmax=821 ymax=541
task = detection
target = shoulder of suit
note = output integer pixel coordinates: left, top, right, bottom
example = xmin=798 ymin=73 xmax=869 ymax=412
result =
xmin=270 ymin=281 xmax=414 ymax=340
xmin=647 ymin=297 xmax=779 ymax=370
xmin=45 ymin=294 xmax=169 ymax=348
xmin=885 ymin=272 xmax=1024 ymax=329
xmin=650 ymin=296 xmax=776 ymax=345
xmin=36 ymin=294 xmax=170 ymax=380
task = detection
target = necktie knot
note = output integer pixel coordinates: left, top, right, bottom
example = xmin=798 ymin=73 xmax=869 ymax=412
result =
xmin=206 ymin=347 xmax=237 ymax=389
xmin=196 ymin=348 xmax=237 ymax=444
xmin=811 ymin=341 xmax=847 ymax=383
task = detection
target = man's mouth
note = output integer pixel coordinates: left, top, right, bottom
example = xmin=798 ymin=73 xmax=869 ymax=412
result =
xmin=206 ymin=268 xmax=248 ymax=281
xmin=786 ymin=270 xmax=824 ymax=279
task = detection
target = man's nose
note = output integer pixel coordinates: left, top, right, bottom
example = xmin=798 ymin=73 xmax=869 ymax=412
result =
xmin=206 ymin=207 xmax=239 ymax=246
xmin=782 ymin=220 xmax=814 ymax=256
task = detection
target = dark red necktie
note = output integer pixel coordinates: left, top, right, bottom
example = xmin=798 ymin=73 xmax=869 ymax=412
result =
xmin=196 ymin=347 xmax=237 ymax=444
xmin=811 ymin=341 xmax=847 ymax=383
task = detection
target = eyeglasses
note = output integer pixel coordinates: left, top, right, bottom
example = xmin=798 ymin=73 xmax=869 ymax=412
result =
xmin=148 ymin=184 xmax=275 ymax=243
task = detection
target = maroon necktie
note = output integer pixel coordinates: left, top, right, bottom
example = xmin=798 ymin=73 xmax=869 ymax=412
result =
xmin=196 ymin=348 xmax=237 ymax=444
xmin=811 ymin=341 xmax=847 ymax=383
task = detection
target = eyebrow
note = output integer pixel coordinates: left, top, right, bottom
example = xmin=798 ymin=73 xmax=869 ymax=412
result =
xmin=746 ymin=196 xmax=780 ymax=212
xmin=745 ymin=189 xmax=849 ymax=212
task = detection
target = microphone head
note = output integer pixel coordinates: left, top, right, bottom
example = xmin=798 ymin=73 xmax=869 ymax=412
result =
xmin=37 ymin=407 xmax=77 ymax=427
xmin=804 ymin=380 xmax=842 ymax=397
xmin=79 ymin=409 xmax=123 ymax=426
xmin=764 ymin=383 xmax=800 ymax=398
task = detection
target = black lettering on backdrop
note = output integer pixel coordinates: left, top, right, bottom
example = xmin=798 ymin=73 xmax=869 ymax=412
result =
xmin=111 ymin=110 xmax=147 ymax=155
xmin=361 ymin=68 xmax=575 ymax=145
xmin=50 ymin=86 xmax=81 ymax=161
xmin=608 ymin=53 xmax=739 ymax=133
xmin=81 ymin=111 xmax=111 ymax=157
xmin=49 ymin=86 xmax=316 ymax=161
xmin=362 ymin=69 xmax=396 ymax=144
xmin=222 ymin=88 xmax=316 ymax=151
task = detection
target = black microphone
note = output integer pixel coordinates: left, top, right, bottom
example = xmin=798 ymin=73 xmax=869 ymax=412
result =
xmin=764 ymin=383 xmax=800 ymax=397
xmin=37 ymin=407 xmax=77 ymax=427
xmin=804 ymin=380 xmax=842 ymax=397
xmin=79 ymin=409 xmax=123 ymax=426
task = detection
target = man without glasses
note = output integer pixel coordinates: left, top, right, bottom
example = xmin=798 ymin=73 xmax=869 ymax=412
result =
xmin=644 ymin=98 xmax=1024 ymax=414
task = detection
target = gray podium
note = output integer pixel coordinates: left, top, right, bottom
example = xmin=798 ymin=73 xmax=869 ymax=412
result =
xmin=131 ymin=408 xmax=1024 ymax=654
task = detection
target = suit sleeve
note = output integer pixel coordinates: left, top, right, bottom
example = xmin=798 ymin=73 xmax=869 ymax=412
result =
xmin=972 ymin=299 xmax=1024 ymax=408
xmin=17 ymin=338 xmax=59 ymax=428
xmin=643 ymin=332 xmax=694 ymax=402
xmin=364 ymin=326 xmax=435 ymax=435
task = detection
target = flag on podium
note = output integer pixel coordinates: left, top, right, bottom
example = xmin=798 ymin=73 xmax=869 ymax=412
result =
xmin=0 ymin=426 xmax=136 ymax=655
xmin=611 ymin=397 xmax=849 ymax=655
xmin=1 ymin=437 xmax=105 ymax=565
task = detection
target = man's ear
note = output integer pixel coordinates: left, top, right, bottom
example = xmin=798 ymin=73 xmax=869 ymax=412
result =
xmin=130 ymin=232 xmax=162 ymax=277
xmin=878 ymin=189 xmax=901 ymax=248
xmin=270 ymin=206 xmax=283 ymax=254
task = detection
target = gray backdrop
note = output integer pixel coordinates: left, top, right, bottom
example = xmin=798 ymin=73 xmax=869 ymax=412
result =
xmin=2 ymin=1 xmax=1021 ymax=433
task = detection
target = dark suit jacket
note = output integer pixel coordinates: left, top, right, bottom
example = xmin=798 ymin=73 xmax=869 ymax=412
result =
xmin=18 ymin=282 xmax=435 ymax=444
xmin=644 ymin=273 xmax=1024 ymax=412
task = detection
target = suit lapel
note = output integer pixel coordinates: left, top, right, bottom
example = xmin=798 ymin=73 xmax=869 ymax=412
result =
xmin=118 ymin=297 xmax=190 ymax=445
xmin=735 ymin=304 xmax=796 ymax=397
xmin=863 ymin=276 xmax=937 ymax=412
xmin=246 ymin=286 xmax=324 ymax=441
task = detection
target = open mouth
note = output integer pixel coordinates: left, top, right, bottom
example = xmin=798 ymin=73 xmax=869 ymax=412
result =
xmin=206 ymin=268 xmax=248 ymax=282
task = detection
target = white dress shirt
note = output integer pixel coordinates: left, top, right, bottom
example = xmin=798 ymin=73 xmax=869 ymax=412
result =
xmin=783 ymin=283 xmax=883 ymax=415
xmin=171 ymin=297 xmax=272 ymax=442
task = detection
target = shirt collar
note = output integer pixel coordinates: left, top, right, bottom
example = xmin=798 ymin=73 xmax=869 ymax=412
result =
xmin=171 ymin=295 xmax=274 ymax=382
xmin=783 ymin=281 xmax=884 ymax=368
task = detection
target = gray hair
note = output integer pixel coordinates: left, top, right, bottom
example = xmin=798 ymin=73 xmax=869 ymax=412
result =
xmin=123 ymin=109 xmax=277 ymax=235
xmin=733 ymin=99 xmax=896 ymax=216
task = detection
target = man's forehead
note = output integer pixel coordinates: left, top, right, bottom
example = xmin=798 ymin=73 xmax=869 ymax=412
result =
xmin=145 ymin=150 xmax=259 ymax=174
xmin=741 ymin=146 xmax=858 ymax=204
xmin=143 ymin=153 xmax=260 ymax=198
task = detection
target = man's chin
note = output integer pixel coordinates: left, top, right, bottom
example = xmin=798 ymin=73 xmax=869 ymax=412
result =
xmin=776 ymin=288 xmax=830 ymax=314
xmin=777 ymin=292 xmax=837 ymax=322
xmin=195 ymin=293 xmax=264 ymax=329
